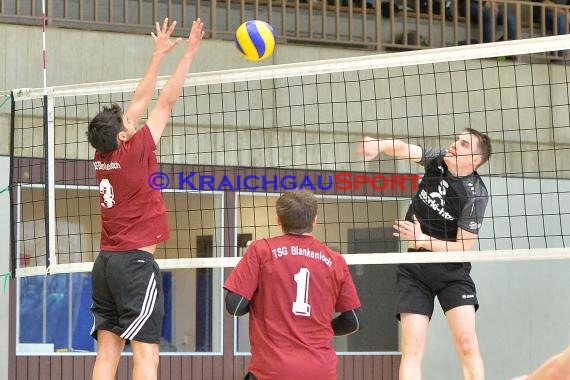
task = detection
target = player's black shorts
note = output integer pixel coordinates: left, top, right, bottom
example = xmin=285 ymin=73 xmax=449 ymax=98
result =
xmin=396 ymin=248 xmax=478 ymax=319
xmin=91 ymin=250 xmax=164 ymax=344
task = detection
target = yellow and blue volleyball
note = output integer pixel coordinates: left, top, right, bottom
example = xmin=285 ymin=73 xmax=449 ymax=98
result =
xmin=235 ymin=20 xmax=276 ymax=61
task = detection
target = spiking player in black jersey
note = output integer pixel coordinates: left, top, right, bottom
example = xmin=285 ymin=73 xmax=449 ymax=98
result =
xmin=357 ymin=129 xmax=492 ymax=380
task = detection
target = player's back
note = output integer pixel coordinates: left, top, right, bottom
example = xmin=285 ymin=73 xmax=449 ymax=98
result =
xmin=93 ymin=125 xmax=169 ymax=251
xmin=247 ymin=233 xmax=348 ymax=379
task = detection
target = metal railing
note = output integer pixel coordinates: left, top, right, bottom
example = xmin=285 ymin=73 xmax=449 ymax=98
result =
xmin=1 ymin=0 xmax=569 ymax=51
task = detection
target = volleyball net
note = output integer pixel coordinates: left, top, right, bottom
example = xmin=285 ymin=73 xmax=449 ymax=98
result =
xmin=9 ymin=35 xmax=570 ymax=277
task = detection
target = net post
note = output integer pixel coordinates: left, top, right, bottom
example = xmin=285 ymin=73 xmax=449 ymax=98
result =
xmin=7 ymin=271 xmax=16 ymax=380
xmin=7 ymin=92 xmax=16 ymax=379
xmin=9 ymin=91 xmax=16 ymax=278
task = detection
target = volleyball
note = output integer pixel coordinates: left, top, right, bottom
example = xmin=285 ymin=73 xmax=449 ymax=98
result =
xmin=234 ymin=20 xmax=276 ymax=61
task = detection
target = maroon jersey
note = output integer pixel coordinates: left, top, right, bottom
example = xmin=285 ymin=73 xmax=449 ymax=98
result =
xmin=224 ymin=234 xmax=361 ymax=380
xmin=94 ymin=125 xmax=169 ymax=251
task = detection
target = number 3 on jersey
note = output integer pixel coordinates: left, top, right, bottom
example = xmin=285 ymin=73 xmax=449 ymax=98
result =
xmin=99 ymin=179 xmax=115 ymax=208
xmin=292 ymin=267 xmax=311 ymax=316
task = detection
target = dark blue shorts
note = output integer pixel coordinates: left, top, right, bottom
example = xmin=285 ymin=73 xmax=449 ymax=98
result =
xmin=91 ymin=250 xmax=164 ymax=344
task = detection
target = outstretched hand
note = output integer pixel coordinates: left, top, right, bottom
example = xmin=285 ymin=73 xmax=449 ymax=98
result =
xmin=356 ymin=136 xmax=382 ymax=162
xmin=185 ymin=18 xmax=205 ymax=56
xmin=151 ymin=17 xmax=182 ymax=57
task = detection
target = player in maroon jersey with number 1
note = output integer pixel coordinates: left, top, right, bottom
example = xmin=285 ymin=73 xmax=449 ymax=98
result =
xmin=224 ymin=190 xmax=363 ymax=380
xmin=87 ymin=18 xmax=204 ymax=380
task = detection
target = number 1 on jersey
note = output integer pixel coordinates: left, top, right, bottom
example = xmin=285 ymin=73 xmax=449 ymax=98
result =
xmin=292 ymin=267 xmax=311 ymax=316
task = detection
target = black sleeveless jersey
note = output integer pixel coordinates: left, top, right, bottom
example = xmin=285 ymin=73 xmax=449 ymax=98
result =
xmin=405 ymin=147 xmax=489 ymax=241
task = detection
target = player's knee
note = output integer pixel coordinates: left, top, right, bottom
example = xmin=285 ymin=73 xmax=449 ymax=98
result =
xmin=133 ymin=353 xmax=159 ymax=372
xmin=132 ymin=343 xmax=159 ymax=369
xmin=454 ymin=334 xmax=479 ymax=356
xmin=94 ymin=350 xmax=121 ymax=366
xmin=401 ymin=336 xmax=425 ymax=358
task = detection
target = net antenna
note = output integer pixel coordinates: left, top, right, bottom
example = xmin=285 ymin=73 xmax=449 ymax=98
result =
xmin=42 ymin=0 xmax=56 ymax=274
xmin=9 ymin=34 xmax=570 ymax=277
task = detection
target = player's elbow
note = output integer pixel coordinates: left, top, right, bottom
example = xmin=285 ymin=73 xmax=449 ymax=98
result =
xmin=155 ymin=98 xmax=177 ymax=115
xmin=332 ymin=308 xmax=363 ymax=336
xmin=456 ymin=240 xmax=476 ymax=252
xmin=224 ymin=291 xmax=250 ymax=317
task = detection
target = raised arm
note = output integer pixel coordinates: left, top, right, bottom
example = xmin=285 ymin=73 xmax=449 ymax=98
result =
xmin=357 ymin=136 xmax=423 ymax=163
xmin=146 ymin=18 xmax=204 ymax=145
xmin=125 ymin=18 xmax=182 ymax=127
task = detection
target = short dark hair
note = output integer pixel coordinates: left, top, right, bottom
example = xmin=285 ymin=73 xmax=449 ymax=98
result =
xmin=465 ymin=128 xmax=492 ymax=168
xmin=276 ymin=190 xmax=318 ymax=234
xmin=87 ymin=104 xmax=125 ymax=154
